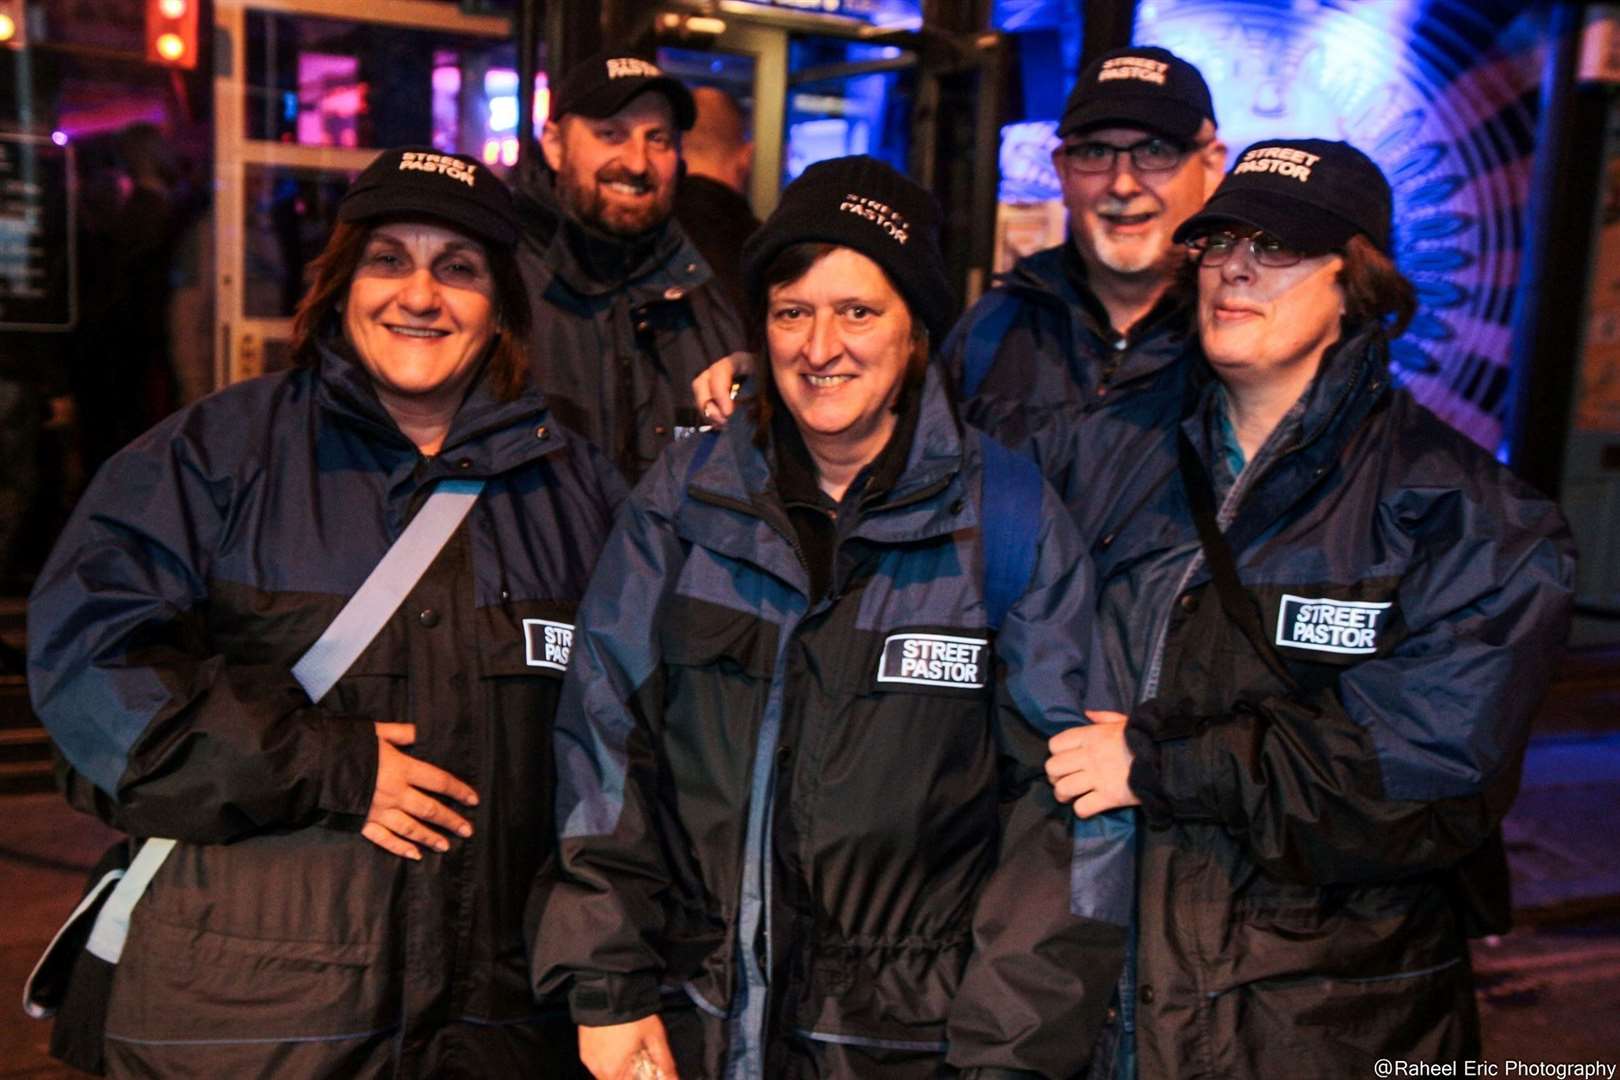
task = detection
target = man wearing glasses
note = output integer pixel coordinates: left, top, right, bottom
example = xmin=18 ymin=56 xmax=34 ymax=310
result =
xmin=942 ymin=46 xmax=1226 ymax=546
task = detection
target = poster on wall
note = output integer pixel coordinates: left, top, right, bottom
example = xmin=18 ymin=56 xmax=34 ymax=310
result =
xmin=1574 ymin=100 xmax=1620 ymax=435
xmin=0 ymin=134 xmax=77 ymax=332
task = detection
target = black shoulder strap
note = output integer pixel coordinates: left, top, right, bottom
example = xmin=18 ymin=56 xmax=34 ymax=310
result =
xmin=1175 ymin=429 xmax=1300 ymax=692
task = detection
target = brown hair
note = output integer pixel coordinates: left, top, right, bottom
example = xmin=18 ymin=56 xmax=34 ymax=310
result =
xmin=1177 ymin=231 xmax=1418 ymax=338
xmin=747 ymin=241 xmax=929 ymax=447
xmin=290 ymin=220 xmax=533 ymax=401
xmin=1336 ymin=233 xmax=1417 ymax=338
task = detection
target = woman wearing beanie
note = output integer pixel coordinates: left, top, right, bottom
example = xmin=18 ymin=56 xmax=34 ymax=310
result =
xmin=1045 ymin=140 xmax=1576 ymax=1077
xmin=535 ymin=156 xmax=1133 ymax=1079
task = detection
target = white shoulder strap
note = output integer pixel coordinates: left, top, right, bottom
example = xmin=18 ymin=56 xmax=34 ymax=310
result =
xmin=84 ymin=479 xmax=484 ymax=964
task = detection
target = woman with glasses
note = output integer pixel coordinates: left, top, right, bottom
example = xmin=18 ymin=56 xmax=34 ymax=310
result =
xmin=1044 ymin=140 xmax=1575 ymax=1078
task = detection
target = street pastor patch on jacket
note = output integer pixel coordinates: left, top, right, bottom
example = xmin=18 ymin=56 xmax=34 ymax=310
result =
xmin=523 ymin=619 xmax=574 ymax=670
xmin=876 ymin=631 xmax=989 ymax=689
xmin=1273 ymin=594 xmax=1390 ymax=656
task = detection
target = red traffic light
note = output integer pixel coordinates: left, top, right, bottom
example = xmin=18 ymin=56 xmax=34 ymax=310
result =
xmin=146 ymin=0 xmax=196 ymax=68
xmin=0 ymin=0 xmax=27 ymax=50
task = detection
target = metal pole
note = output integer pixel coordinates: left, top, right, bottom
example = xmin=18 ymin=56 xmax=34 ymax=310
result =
xmin=516 ymin=0 xmax=539 ymax=183
xmin=1081 ymin=0 xmax=1137 ymax=66
xmin=1505 ymin=2 xmax=1599 ymax=494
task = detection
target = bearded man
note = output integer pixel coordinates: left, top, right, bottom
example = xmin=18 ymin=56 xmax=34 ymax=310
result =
xmin=516 ymin=52 xmax=745 ymax=482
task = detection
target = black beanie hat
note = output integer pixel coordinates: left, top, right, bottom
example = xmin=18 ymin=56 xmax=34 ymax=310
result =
xmin=741 ymin=156 xmax=956 ymax=342
xmin=1174 ymin=139 xmax=1393 ymax=254
xmin=338 ymin=146 xmax=520 ymax=249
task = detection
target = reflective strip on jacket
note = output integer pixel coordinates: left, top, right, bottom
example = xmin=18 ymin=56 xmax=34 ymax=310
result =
xmin=534 ymin=369 xmax=1134 ymax=1079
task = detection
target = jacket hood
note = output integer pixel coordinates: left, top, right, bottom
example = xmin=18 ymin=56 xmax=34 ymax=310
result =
xmin=312 ymin=333 xmax=564 ymax=477
xmin=682 ymin=365 xmax=975 ymax=564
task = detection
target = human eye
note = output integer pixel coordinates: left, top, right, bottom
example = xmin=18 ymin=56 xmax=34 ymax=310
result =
xmin=1136 ymin=139 xmax=1180 ymax=168
xmin=647 ymin=129 xmax=673 ymax=149
xmin=771 ymin=305 xmax=805 ymax=323
xmin=437 ymin=255 xmax=488 ymax=285
xmin=1067 ymin=142 xmax=1111 ymax=164
xmin=840 ymin=303 xmax=877 ymax=322
xmin=363 ymin=246 xmax=407 ymax=272
xmin=1204 ymin=233 xmax=1237 ymax=253
xmin=593 ymin=124 xmax=624 ymax=144
xmin=1254 ymin=233 xmax=1288 ymax=255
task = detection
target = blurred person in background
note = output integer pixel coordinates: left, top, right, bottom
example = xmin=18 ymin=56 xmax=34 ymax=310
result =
xmin=673 ymin=84 xmax=761 ymax=316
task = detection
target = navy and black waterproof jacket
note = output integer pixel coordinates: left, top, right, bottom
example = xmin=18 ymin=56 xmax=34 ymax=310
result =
xmin=533 ymin=369 xmax=1134 ymax=1079
xmin=514 ymin=170 xmax=747 ymax=485
xmin=1087 ymin=326 xmax=1577 ymax=1078
xmin=28 ymin=343 xmax=625 ymax=1078
xmin=939 ymin=242 xmax=1194 ymax=547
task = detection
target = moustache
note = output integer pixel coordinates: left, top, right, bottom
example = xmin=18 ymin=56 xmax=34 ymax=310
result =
xmin=1095 ymin=196 xmax=1157 ymax=216
xmin=596 ymin=166 xmax=657 ymax=194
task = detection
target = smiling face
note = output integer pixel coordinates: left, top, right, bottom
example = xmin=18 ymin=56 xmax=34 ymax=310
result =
xmin=343 ymin=221 xmax=497 ymax=410
xmin=1197 ymin=237 xmax=1345 ymax=391
xmin=542 ymin=92 xmax=680 ymax=237
xmin=766 ymin=246 xmax=915 ymax=469
xmin=1054 ymin=123 xmax=1224 ymax=281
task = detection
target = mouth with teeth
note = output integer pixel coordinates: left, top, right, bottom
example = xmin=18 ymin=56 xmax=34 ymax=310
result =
xmin=804 ymin=373 xmax=855 ymax=389
xmin=385 ymin=324 xmax=450 ymax=339
xmin=1098 ymin=210 xmax=1156 ymax=228
xmin=600 ymin=172 xmax=654 ymax=198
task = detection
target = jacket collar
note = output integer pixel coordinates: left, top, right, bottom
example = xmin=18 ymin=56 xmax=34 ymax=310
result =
xmin=1181 ymin=320 xmax=1393 ymax=550
xmin=1002 ymin=240 xmax=1193 ymax=387
xmin=513 ymin=168 xmax=713 ymax=301
xmin=313 ymin=332 xmax=566 ymax=480
xmin=676 ymin=366 xmax=975 ymax=592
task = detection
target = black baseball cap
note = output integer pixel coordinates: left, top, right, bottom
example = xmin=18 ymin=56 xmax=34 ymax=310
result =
xmin=1173 ymin=138 xmax=1393 ymax=254
xmin=1058 ymin=46 xmax=1215 ymax=143
xmin=549 ymin=52 xmax=696 ymax=131
xmin=338 ymin=146 xmax=520 ymax=249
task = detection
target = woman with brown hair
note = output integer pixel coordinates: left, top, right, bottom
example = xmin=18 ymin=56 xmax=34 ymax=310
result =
xmin=1046 ymin=140 xmax=1576 ymax=1079
xmin=29 ymin=147 xmax=622 ymax=1077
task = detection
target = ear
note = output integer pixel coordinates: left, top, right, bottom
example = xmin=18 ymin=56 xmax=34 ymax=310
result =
xmin=541 ymin=116 xmax=565 ymax=172
xmin=1201 ymin=137 xmax=1228 ymax=199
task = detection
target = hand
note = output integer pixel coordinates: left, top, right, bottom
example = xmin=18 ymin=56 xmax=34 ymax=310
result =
xmin=578 ymin=1015 xmax=680 ymax=1080
xmin=1046 ymin=710 xmax=1139 ymax=818
xmin=362 ymin=722 xmax=479 ymax=860
xmin=691 ymin=351 xmax=753 ymax=427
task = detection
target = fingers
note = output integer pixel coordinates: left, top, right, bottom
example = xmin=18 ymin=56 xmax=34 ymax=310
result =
xmin=1051 ymin=768 xmax=1095 ymax=805
xmin=375 ymin=721 xmax=417 ymax=746
xmin=361 ymin=819 xmax=422 ymax=861
xmin=643 ymin=1020 xmax=680 ymax=1080
xmin=1048 ymin=725 xmax=1090 ymax=755
xmin=402 ymin=755 xmax=479 ymax=809
xmin=1085 ymin=709 xmax=1129 ymax=725
xmin=398 ymin=785 xmax=474 ymax=840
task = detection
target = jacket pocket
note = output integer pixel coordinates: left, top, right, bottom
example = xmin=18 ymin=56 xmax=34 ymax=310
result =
xmin=107 ymin=904 xmax=397 ymax=1043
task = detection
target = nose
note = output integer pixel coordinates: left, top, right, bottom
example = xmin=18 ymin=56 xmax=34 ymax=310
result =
xmin=619 ymin=135 xmax=649 ymax=177
xmin=803 ymin=312 xmax=842 ymax=368
xmin=1106 ymin=155 xmax=1143 ymax=198
xmin=1219 ymin=243 xmax=1258 ymax=283
xmin=397 ymin=267 xmax=441 ymax=314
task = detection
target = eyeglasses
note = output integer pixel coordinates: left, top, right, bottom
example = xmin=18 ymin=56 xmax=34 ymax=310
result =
xmin=1188 ymin=230 xmax=1305 ymax=268
xmin=1059 ymin=137 xmax=1202 ymax=174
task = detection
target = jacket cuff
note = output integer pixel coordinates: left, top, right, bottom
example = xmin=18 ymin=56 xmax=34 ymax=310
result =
xmin=316 ymin=712 xmax=379 ymax=819
xmin=569 ymin=973 xmax=663 ymax=1027
xmin=1126 ymin=702 xmax=1226 ymax=827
